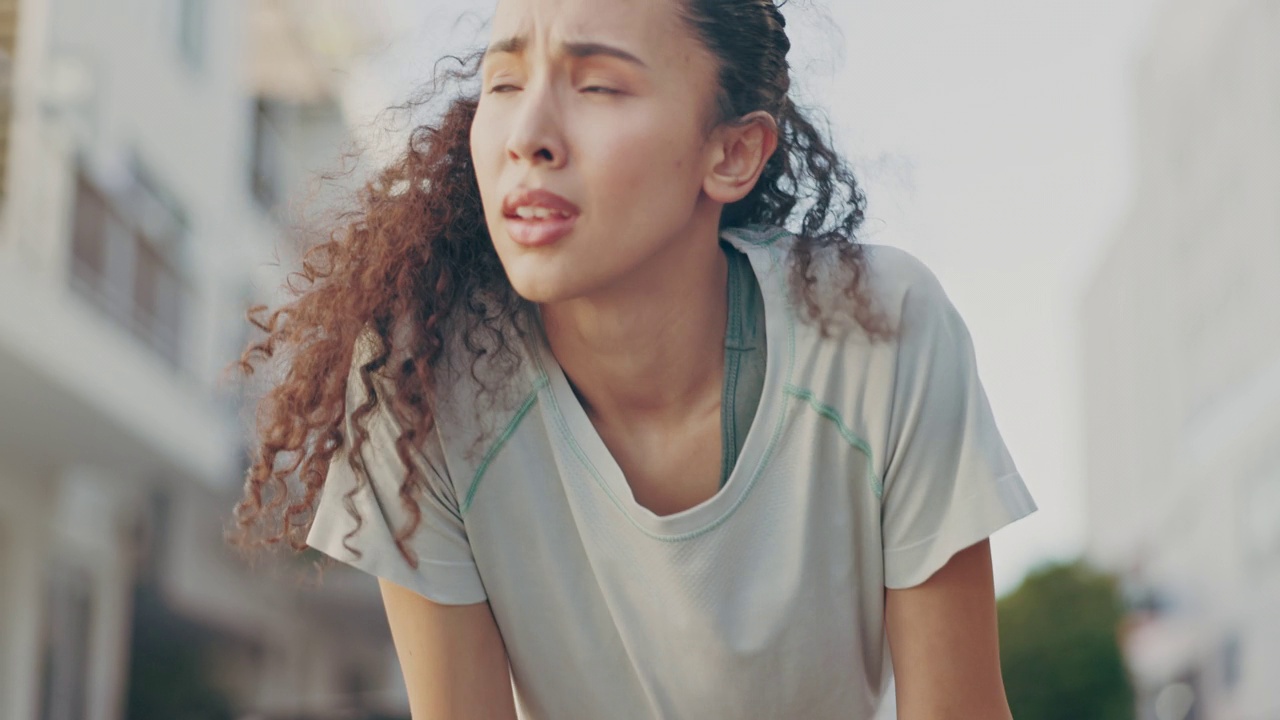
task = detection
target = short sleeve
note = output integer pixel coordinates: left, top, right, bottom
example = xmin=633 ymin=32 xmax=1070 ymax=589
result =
xmin=879 ymin=263 xmax=1037 ymax=590
xmin=305 ymin=340 xmax=488 ymax=605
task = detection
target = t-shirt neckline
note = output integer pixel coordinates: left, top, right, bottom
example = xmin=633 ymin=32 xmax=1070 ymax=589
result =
xmin=529 ymin=226 xmax=795 ymax=539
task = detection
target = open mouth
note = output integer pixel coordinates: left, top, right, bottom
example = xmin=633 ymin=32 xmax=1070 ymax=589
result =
xmin=501 ymin=188 xmax=581 ymax=245
xmin=505 ymin=211 xmax=579 ymax=247
xmin=507 ymin=207 xmax=576 ymax=221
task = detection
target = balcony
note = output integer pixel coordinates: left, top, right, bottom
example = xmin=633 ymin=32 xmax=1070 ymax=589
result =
xmin=0 ymin=154 xmax=233 ymax=491
xmin=67 ymin=164 xmax=189 ymax=370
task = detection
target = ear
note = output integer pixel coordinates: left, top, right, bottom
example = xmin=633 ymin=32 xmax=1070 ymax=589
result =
xmin=703 ymin=110 xmax=780 ymax=205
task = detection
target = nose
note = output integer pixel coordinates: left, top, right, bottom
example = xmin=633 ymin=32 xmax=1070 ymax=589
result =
xmin=505 ymin=80 xmax=568 ymax=168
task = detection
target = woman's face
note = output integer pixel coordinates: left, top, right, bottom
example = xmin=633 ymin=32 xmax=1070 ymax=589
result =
xmin=470 ymin=0 xmax=725 ymax=304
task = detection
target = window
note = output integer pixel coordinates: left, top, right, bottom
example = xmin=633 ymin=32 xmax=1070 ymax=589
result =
xmin=68 ymin=158 xmax=189 ymax=368
xmin=177 ymin=0 xmax=207 ymax=71
xmin=38 ymin=563 xmax=93 ymax=720
xmin=249 ymin=97 xmax=284 ymax=212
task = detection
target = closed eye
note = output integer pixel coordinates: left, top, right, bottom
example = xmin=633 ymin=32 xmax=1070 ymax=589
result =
xmin=582 ymin=86 xmax=621 ymax=95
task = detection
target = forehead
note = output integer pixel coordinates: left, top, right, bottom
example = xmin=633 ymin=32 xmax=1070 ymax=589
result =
xmin=488 ymin=0 xmax=691 ymax=56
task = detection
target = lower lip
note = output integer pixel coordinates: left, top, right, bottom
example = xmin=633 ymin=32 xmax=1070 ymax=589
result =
xmin=505 ymin=214 xmax=578 ymax=248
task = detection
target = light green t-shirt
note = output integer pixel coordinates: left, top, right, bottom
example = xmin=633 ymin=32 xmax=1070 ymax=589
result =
xmin=307 ymin=225 xmax=1037 ymax=720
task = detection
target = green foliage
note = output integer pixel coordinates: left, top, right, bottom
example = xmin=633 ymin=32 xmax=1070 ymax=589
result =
xmin=998 ymin=560 xmax=1134 ymax=720
xmin=125 ymin=587 xmax=235 ymax=720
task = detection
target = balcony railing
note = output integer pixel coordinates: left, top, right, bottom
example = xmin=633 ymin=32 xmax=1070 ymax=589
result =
xmin=68 ymin=173 xmax=188 ymax=369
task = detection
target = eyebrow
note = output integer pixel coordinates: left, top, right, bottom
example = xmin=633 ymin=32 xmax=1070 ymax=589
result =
xmin=483 ymin=36 xmax=650 ymax=69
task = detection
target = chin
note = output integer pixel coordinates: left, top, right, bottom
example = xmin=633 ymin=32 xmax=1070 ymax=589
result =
xmin=495 ymin=247 xmax=596 ymax=306
xmin=503 ymin=267 xmax=580 ymax=306
xmin=507 ymin=282 xmax=560 ymax=305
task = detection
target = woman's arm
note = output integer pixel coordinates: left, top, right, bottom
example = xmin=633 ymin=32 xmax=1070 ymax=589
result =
xmin=885 ymin=539 xmax=1014 ymax=720
xmin=379 ymin=578 xmax=518 ymax=720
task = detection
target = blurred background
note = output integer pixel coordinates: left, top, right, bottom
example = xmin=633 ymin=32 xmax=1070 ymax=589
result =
xmin=0 ymin=0 xmax=1273 ymax=719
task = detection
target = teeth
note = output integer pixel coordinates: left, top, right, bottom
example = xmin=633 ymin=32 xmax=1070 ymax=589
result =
xmin=514 ymin=206 xmax=569 ymax=220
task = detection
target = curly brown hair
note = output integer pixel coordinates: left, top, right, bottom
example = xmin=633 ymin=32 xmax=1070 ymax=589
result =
xmin=229 ymin=0 xmax=887 ymax=567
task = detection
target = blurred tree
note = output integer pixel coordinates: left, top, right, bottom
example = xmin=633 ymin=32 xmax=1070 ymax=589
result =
xmin=125 ymin=586 xmax=236 ymax=720
xmin=998 ymin=561 xmax=1134 ymax=720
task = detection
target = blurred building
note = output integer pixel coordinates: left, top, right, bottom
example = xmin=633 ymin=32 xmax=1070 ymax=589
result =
xmin=1081 ymin=0 xmax=1280 ymax=718
xmin=0 ymin=1 xmax=407 ymax=719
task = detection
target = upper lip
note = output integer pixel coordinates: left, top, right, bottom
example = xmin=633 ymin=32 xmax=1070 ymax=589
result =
xmin=502 ymin=188 xmax=581 ymax=218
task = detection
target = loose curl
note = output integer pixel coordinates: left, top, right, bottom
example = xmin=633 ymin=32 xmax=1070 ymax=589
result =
xmin=229 ymin=0 xmax=888 ymax=566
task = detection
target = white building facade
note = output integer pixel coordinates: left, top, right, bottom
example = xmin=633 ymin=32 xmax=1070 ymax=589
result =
xmin=0 ymin=1 xmax=407 ymax=718
xmin=1081 ymin=0 xmax=1280 ymax=718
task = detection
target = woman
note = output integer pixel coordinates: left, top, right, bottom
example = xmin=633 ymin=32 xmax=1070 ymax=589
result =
xmin=232 ymin=0 xmax=1037 ymax=717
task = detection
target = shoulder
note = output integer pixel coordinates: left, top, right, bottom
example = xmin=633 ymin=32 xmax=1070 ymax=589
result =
xmin=859 ymin=244 xmax=951 ymax=325
xmin=722 ymin=224 xmax=959 ymax=344
xmin=344 ymin=316 xmax=540 ymax=464
xmin=429 ymin=313 xmax=547 ymax=462
xmin=857 ymin=246 xmax=974 ymax=374
xmin=861 ymin=243 xmax=939 ymax=287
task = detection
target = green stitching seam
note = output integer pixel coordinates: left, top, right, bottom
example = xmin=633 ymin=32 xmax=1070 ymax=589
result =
xmin=723 ymin=225 xmax=790 ymax=248
xmin=782 ymin=384 xmax=883 ymax=499
xmin=460 ymin=376 xmax=548 ymax=514
xmin=757 ymin=229 xmax=790 ymax=246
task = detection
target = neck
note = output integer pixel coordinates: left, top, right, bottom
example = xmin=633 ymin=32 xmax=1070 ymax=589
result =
xmin=538 ymin=220 xmax=729 ymax=427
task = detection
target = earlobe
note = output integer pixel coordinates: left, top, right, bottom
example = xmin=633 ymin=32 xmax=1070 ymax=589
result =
xmin=703 ymin=111 xmax=780 ymax=205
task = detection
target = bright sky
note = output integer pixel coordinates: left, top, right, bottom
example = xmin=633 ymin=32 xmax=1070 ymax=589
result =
xmin=343 ymin=0 xmax=1163 ymax=595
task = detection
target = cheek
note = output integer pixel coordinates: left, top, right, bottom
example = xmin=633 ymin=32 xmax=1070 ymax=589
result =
xmin=585 ymin=116 xmax=704 ymax=202
xmin=471 ymin=109 xmax=499 ymax=175
xmin=469 ymin=113 xmax=504 ymax=206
